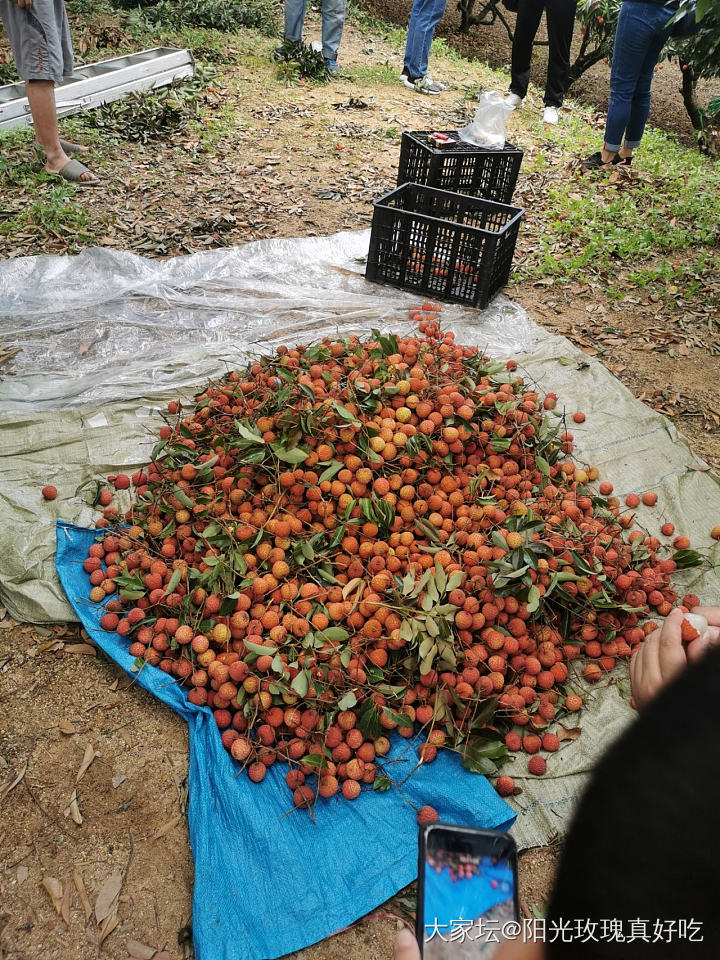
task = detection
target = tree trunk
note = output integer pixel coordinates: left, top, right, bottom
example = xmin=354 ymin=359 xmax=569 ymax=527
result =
xmin=457 ymin=0 xmax=515 ymax=41
xmin=567 ymin=48 xmax=606 ymax=89
xmin=457 ymin=0 xmax=475 ymax=33
xmin=679 ymin=60 xmax=702 ymax=130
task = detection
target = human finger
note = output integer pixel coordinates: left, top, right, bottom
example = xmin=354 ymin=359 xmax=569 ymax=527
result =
xmin=656 ymin=608 xmax=688 ymax=684
xmin=630 ymin=636 xmax=663 ymax=710
xmin=692 ymin=606 xmax=720 ymax=627
xmin=394 ymin=928 xmax=421 ymax=960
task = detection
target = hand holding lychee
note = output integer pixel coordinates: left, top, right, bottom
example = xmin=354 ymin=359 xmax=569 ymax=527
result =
xmin=630 ymin=607 xmax=720 ymax=710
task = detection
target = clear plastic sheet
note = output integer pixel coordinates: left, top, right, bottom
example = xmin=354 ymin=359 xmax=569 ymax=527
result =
xmin=0 ymin=230 xmax=534 ymax=408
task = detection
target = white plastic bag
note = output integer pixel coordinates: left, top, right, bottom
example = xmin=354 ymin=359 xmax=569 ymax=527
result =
xmin=459 ymin=90 xmax=512 ymax=149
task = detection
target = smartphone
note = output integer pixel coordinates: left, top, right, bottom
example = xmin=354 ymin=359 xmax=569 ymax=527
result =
xmin=417 ymin=823 xmax=519 ymax=958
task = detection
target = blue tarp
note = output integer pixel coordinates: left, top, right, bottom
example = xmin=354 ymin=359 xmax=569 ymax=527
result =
xmin=56 ymin=520 xmax=515 ymax=960
xmin=423 ymin=859 xmax=514 ymax=931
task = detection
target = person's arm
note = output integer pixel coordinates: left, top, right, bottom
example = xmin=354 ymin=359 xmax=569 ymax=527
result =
xmin=9 ymin=0 xmax=34 ymax=8
xmin=630 ymin=606 xmax=719 ymax=710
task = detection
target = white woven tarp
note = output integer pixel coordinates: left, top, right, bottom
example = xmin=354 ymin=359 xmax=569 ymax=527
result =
xmin=1 ymin=230 xmax=718 ymax=850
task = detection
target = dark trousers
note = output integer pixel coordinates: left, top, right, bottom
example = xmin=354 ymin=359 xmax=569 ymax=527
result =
xmin=509 ymin=0 xmax=577 ymax=107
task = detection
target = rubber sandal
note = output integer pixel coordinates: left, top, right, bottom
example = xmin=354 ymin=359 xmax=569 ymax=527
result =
xmin=51 ymin=158 xmax=100 ymax=186
xmin=35 ymin=139 xmax=91 ymax=156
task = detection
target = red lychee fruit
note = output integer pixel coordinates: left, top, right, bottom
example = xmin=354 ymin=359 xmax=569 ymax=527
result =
xmin=417 ymin=805 xmax=439 ymax=825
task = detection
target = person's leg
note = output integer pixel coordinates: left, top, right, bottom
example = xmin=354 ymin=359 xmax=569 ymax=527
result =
xmin=415 ymin=0 xmax=448 ymax=80
xmin=321 ymin=0 xmax=346 ymax=65
xmin=403 ymin=0 xmax=429 ymax=79
xmin=509 ymin=0 xmax=545 ymax=101
xmin=621 ymin=10 xmax=673 ymax=155
xmin=602 ymin=3 xmax=668 ymax=160
xmin=1 ymin=0 xmax=95 ymax=180
xmin=26 ymin=80 xmax=67 ymax=172
xmin=544 ymin=0 xmax=577 ymax=107
xmin=284 ymin=0 xmax=307 ymax=42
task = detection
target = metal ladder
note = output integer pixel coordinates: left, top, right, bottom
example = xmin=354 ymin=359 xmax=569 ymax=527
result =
xmin=0 ymin=47 xmax=195 ymax=130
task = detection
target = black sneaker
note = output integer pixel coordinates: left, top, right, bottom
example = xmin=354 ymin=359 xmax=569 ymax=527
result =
xmin=583 ymin=151 xmax=633 ymax=171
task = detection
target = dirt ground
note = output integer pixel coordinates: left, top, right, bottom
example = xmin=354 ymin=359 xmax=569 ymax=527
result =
xmin=0 ymin=5 xmax=718 ymax=960
xmin=0 ymin=614 xmax=559 ymax=960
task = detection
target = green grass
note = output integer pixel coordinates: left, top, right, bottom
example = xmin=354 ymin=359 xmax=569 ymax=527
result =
xmin=0 ymin=61 xmax=20 ymax=85
xmin=429 ymin=36 xmax=466 ymax=66
xmin=347 ymin=62 xmax=399 ymax=85
xmin=123 ymin=0 xmax=277 ymax=36
xmin=188 ymin=97 xmax=241 ymax=151
xmin=0 ymin=156 xmax=99 ymax=249
xmin=346 ymin=0 xmax=406 ymax=50
xmin=514 ymin=112 xmax=720 ymax=281
xmin=626 ymin=251 xmax=720 ymax=301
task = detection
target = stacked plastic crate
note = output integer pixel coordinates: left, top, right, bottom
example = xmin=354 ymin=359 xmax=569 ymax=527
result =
xmin=366 ymin=132 xmax=525 ymax=309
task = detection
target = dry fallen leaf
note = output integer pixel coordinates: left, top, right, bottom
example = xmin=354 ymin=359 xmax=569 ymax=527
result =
xmin=95 ymin=869 xmax=123 ymax=924
xmin=98 ymin=910 xmax=119 ymax=947
xmin=42 ymin=876 xmax=64 ymax=915
xmin=76 ymin=743 xmax=98 ymax=783
xmin=74 ymin=869 xmax=93 ymax=921
xmin=17 ymin=864 xmax=29 ymax=884
xmin=149 ymin=816 xmax=180 ymax=841
xmin=557 ymin=725 xmax=582 ymax=742
xmin=65 ymin=643 xmax=97 ymax=656
xmin=59 ymin=720 xmax=77 ymax=735
xmin=126 ymin=939 xmax=157 ymax=959
xmin=64 ymin=788 xmax=83 ymax=825
xmin=0 ymin=761 xmax=27 ymax=803
xmin=37 ymin=638 xmax=63 ymax=654
xmin=61 ymin=876 xmax=72 ymax=925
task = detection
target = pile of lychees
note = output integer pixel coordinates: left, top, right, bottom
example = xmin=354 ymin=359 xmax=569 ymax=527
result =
xmin=80 ymin=305 xmax=700 ymax=808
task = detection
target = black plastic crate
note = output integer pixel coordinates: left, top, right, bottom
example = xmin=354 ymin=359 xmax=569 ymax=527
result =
xmin=397 ymin=131 xmax=523 ymax=204
xmin=366 ymin=183 xmax=524 ymax=309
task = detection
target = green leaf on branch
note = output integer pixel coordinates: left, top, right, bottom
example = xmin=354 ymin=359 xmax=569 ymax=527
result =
xmin=318 ymin=460 xmax=343 ymax=483
xmin=672 ymin=549 xmax=704 ymax=569
xmin=244 ymin=638 xmax=278 ymax=656
xmin=164 ymin=567 xmax=182 ymax=596
xmin=338 ymin=690 xmax=357 ymax=711
xmin=291 ymin=670 xmax=309 ymax=697
xmin=526 ymin=584 xmax=541 ymax=614
xmin=301 ymin=753 xmax=329 ymax=769
xmin=173 ymin=485 xmax=194 ymax=508
xmin=382 ymin=707 xmax=413 ymax=727
xmin=471 ymin=698 xmax=499 ymax=728
xmin=358 ymin=698 xmax=382 ymax=739
xmin=235 ymin=421 xmax=264 ymax=443
xmin=270 ymin=444 xmax=308 ymax=464
xmin=461 ymin=745 xmax=499 ymax=776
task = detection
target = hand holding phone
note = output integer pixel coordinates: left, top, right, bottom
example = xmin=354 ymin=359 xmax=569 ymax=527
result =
xmin=417 ymin=823 xmax=519 ymax=958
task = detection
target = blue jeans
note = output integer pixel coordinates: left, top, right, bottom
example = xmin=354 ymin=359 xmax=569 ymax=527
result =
xmin=403 ymin=0 xmax=448 ymax=80
xmin=604 ymin=1 xmax=674 ymax=151
xmin=284 ymin=0 xmax=346 ymax=64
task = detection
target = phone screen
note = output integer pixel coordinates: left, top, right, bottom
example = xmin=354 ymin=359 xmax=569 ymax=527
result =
xmin=421 ymin=825 xmax=517 ymax=959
